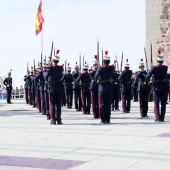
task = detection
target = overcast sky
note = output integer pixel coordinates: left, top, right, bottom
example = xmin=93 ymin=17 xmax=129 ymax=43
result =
xmin=0 ymin=0 xmax=145 ymax=88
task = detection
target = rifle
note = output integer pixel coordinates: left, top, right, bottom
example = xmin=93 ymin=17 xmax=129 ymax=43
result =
xmin=64 ymin=59 xmax=67 ymax=73
xmin=120 ymin=51 xmax=123 ymax=71
xmin=144 ymin=47 xmax=149 ymax=71
xmin=102 ymin=48 xmax=103 ymax=66
xmin=33 ymin=59 xmax=35 ymax=72
xmin=41 ymin=52 xmax=43 ymax=69
xmin=115 ymin=55 xmax=119 ymax=72
xmin=82 ymin=55 xmax=84 ymax=72
xmin=151 ymin=44 xmax=153 ymax=67
xmin=97 ymin=38 xmax=99 ymax=65
xmin=27 ymin=62 xmax=29 ymax=73
xmin=50 ymin=40 xmax=54 ymax=60
xmin=79 ymin=53 xmax=81 ymax=72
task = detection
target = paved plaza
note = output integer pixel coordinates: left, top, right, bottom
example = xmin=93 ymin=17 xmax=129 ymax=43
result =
xmin=0 ymin=99 xmax=170 ymax=170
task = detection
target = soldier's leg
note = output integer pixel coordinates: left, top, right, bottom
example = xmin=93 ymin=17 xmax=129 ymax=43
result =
xmin=40 ymin=91 xmax=46 ymax=114
xmin=70 ymin=90 xmax=73 ymax=108
xmin=56 ymin=94 xmax=62 ymax=124
xmin=50 ymin=93 xmax=56 ymax=124
xmin=143 ymin=92 xmax=149 ymax=117
xmin=121 ymin=91 xmax=126 ymax=112
xmin=81 ymin=90 xmax=86 ymax=113
xmin=78 ymin=90 xmax=82 ymax=111
xmin=153 ymin=91 xmax=161 ymax=121
xmin=99 ymin=91 xmax=106 ymax=123
xmin=138 ymin=92 xmax=144 ymax=117
xmin=66 ymin=90 xmax=69 ymax=107
xmin=106 ymin=92 xmax=112 ymax=123
xmin=74 ymin=90 xmax=78 ymax=110
xmin=115 ymin=86 xmax=120 ymax=110
xmin=87 ymin=91 xmax=91 ymax=113
xmin=112 ymin=88 xmax=115 ymax=110
xmin=160 ymin=90 xmax=167 ymax=121
xmin=126 ymin=90 xmax=131 ymax=112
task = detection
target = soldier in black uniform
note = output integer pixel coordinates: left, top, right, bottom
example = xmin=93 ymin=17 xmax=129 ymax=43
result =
xmin=95 ymin=53 xmax=114 ymax=123
xmin=111 ymin=62 xmax=120 ymax=111
xmin=76 ymin=63 xmax=91 ymax=114
xmin=89 ymin=61 xmax=99 ymax=118
xmin=146 ymin=50 xmax=168 ymax=122
xmin=118 ymin=59 xmax=132 ymax=113
xmin=136 ymin=60 xmax=149 ymax=118
xmin=72 ymin=64 xmax=82 ymax=111
xmin=131 ymin=72 xmax=138 ymax=102
xmin=61 ymin=65 xmax=73 ymax=108
xmin=45 ymin=54 xmax=63 ymax=125
xmin=24 ymin=70 xmax=30 ymax=104
xmin=3 ymin=71 xmax=12 ymax=104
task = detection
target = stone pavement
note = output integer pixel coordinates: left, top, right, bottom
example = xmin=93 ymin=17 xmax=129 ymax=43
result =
xmin=0 ymin=99 xmax=170 ymax=170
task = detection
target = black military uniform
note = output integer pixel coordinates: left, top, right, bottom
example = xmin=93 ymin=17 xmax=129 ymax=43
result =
xmin=89 ymin=61 xmax=99 ymax=118
xmin=45 ymin=55 xmax=63 ymax=125
xmin=146 ymin=52 xmax=168 ymax=122
xmin=3 ymin=71 xmax=12 ymax=104
xmin=94 ymin=55 xmax=114 ymax=123
xmin=72 ymin=64 xmax=82 ymax=111
xmin=118 ymin=60 xmax=132 ymax=113
xmin=131 ymin=72 xmax=138 ymax=102
xmin=136 ymin=62 xmax=149 ymax=117
xmin=76 ymin=64 xmax=91 ymax=114
xmin=61 ymin=66 xmax=73 ymax=108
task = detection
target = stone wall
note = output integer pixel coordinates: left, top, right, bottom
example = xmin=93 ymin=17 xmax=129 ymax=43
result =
xmin=146 ymin=0 xmax=170 ymax=70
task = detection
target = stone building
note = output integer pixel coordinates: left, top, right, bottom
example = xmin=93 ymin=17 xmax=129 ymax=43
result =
xmin=146 ymin=0 xmax=170 ymax=70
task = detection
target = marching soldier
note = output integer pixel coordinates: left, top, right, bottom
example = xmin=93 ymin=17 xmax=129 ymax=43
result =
xmin=76 ymin=63 xmax=91 ymax=114
xmin=72 ymin=63 xmax=82 ymax=111
xmin=131 ymin=72 xmax=138 ymax=102
xmin=61 ymin=64 xmax=73 ymax=108
xmin=35 ymin=65 xmax=46 ymax=114
xmin=95 ymin=52 xmax=114 ymax=123
xmin=111 ymin=62 xmax=120 ymax=111
xmin=136 ymin=59 xmax=149 ymax=118
xmin=89 ymin=60 xmax=99 ymax=118
xmin=24 ymin=70 xmax=30 ymax=104
xmin=146 ymin=50 xmax=168 ymax=122
xmin=42 ymin=61 xmax=50 ymax=119
xmin=3 ymin=71 xmax=12 ymax=104
xmin=118 ymin=59 xmax=132 ymax=113
xmin=45 ymin=52 xmax=63 ymax=125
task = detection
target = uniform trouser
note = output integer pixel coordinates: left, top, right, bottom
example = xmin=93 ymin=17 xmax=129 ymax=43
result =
xmin=62 ymin=86 xmax=66 ymax=106
xmin=6 ymin=88 xmax=12 ymax=103
xmin=36 ymin=90 xmax=41 ymax=112
xmin=168 ymin=87 xmax=170 ymax=101
xmin=81 ymin=90 xmax=91 ymax=113
xmin=66 ymin=90 xmax=73 ymax=107
xmin=121 ymin=89 xmax=131 ymax=112
xmin=40 ymin=90 xmax=46 ymax=114
xmin=154 ymin=90 xmax=167 ymax=120
xmin=132 ymin=88 xmax=138 ymax=101
xmin=31 ymin=89 xmax=35 ymax=106
xmin=44 ymin=91 xmax=49 ymax=114
xmin=28 ymin=89 xmax=32 ymax=105
xmin=25 ymin=88 xmax=28 ymax=104
xmin=112 ymin=86 xmax=120 ymax=109
xmin=74 ymin=89 xmax=82 ymax=110
xmin=50 ymin=92 xmax=62 ymax=123
xmin=91 ymin=90 xmax=99 ymax=117
xmin=99 ymin=91 xmax=112 ymax=123
xmin=138 ymin=92 xmax=148 ymax=117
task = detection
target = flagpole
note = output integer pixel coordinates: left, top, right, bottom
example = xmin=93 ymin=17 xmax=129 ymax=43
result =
xmin=41 ymin=30 xmax=43 ymax=58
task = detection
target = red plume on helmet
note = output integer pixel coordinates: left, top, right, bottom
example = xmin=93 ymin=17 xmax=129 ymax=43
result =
xmin=62 ymin=64 xmax=64 ymax=67
xmin=158 ymin=49 xmax=161 ymax=55
xmin=76 ymin=62 xmax=77 ymax=64
xmin=56 ymin=49 xmax=60 ymax=54
xmin=94 ymin=55 xmax=97 ymax=59
xmin=141 ymin=58 xmax=143 ymax=62
xmin=105 ymin=51 xmax=108 ymax=56
xmin=68 ymin=63 xmax=70 ymax=66
xmin=85 ymin=61 xmax=87 ymax=64
xmin=114 ymin=60 xmax=116 ymax=64
xmin=126 ymin=59 xmax=128 ymax=63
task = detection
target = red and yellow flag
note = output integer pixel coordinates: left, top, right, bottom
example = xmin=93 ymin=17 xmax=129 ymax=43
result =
xmin=34 ymin=0 xmax=44 ymax=35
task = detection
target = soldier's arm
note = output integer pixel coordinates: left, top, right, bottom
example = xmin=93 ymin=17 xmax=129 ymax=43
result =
xmin=146 ymin=69 xmax=154 ymax=81
xmin=45 ymin=68 xmax=51 ymax=82
xmin=3 ymin=78 xmax=7 ymax=86
xmin=118 ymin=72 xmax=123 ymax=82
xmin=94 ymin=68 xmax=101 ymax=81
xmin=60 ymin=74 xmax=65 ymax=83
xmin=76 ymin=75 xmax=81 ymax=83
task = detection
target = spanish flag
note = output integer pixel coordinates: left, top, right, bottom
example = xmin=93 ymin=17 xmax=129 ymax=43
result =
xmin=34 ymin=0 xmax=44 ymax=35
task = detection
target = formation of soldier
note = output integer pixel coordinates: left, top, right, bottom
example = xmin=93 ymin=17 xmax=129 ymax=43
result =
xmin=21 ymin=49 xmax=169 ymax=125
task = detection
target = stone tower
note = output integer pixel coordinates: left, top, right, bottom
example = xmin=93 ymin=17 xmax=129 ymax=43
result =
xmin=146 ymin=0 xmax=170 ymax=70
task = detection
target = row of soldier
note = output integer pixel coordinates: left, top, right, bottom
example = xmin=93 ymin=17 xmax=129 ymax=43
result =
xmin=23 ymin=50 xmax=168 ymax=125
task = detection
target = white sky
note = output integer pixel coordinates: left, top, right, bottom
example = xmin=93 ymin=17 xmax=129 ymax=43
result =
xmin=0 ymin=0 xmax=145 ymax=88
